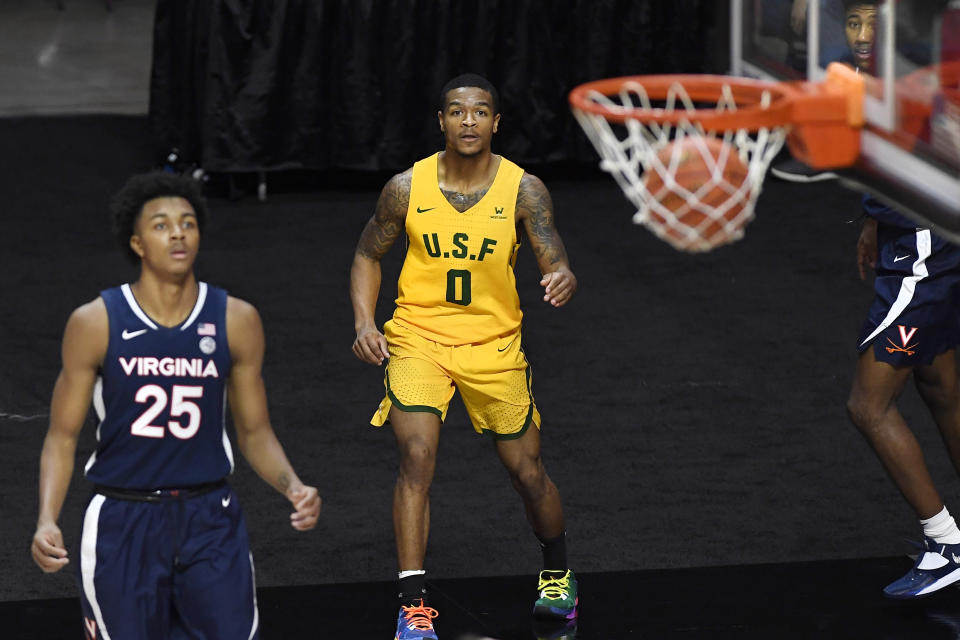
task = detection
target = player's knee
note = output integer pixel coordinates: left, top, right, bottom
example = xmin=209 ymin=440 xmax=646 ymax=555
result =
xmin=398 ymin=440 xmax=436 ymax=478
xmin=846 ymin=393 xmax=885 ymax=435
xmin=846 ymin=393 xmax=873 ymax=429
xmin=509 ymin=459 xmax=548 ymax=496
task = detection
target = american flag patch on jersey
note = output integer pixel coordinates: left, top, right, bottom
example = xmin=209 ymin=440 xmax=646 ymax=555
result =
xmin=197 ymin=322 xmax=216 ymax=336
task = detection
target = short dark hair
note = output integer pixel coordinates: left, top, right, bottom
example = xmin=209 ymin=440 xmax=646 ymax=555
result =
xmin=842 ymin=0 xmax=877 ymax=12
xmin=111 ymin=171 xmax=208 ymax=263
xmin=439 ymin=73 xmax=499 ymax=115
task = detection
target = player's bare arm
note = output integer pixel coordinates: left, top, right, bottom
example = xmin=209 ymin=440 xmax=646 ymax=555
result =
xmin=516 ymin=173 xmax=577 ymax=307
xmin=32 ymin=299 xmax=108 ymax=573
xmin=226 ymin=296 xmax=320 ymax=531
xmin=351 ymin=170 xmax=411 ymax=365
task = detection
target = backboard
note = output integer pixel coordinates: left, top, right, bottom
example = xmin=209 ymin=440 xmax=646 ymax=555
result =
xmin=731 ymin=0 xmax=960 ymax=240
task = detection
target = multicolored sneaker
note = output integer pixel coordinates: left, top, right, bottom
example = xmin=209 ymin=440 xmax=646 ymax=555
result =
xmin=533 ymin=569 xmax=578 ymax=620
xmin=395 ymin=599 xmax=439 ymax=639
xmin=884 ymin=537 xmax=960 ymax=599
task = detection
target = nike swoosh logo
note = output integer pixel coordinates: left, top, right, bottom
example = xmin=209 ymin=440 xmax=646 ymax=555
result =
xmin=222 ymin=496 xmax=231 ymax=508
xmin=497 ymin=336 xmax=518 ymax=352
xmin=894 ymin=255 xmax=911 ymax=262
xmin=121 ymin=329 xmax=148 ymax=340
xmin=417 ymin=206 xmax=436 ymax=213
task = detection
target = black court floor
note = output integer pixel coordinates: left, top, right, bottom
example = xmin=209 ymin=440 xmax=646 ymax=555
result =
xmin=5 ymin=556 xmax=960 ymax=639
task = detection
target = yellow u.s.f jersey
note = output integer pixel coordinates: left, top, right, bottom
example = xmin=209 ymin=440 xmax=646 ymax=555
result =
xmin=392 ymin=152 xmax=525 ymax=345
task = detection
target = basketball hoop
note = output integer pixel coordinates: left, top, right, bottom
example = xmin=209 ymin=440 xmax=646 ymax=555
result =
xmin=569 ymin=63 xmax=865 ymax=252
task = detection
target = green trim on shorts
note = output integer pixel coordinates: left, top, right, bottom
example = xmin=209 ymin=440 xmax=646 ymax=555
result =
xmin=385 ymin=371 xmax=443 ymax=418
xmin=485 ymin=361 xmax=537 ymax=440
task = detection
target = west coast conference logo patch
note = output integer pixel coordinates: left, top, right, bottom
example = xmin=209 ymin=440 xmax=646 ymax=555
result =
xmin=885 ymin=325 xmax=919 ymax=356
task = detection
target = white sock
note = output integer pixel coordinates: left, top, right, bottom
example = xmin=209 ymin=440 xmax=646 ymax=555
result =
xmin=398 ymin=569 xmax=425 ymax=580
xmin=921 ymin=507 xmax=960 ymax=544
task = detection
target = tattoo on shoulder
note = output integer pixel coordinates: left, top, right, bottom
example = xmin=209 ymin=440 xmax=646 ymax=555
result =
xmin=517 ymin=175 xmax=568 ymax=266
xmin=357 ymin=172 xmax=411 ymax=259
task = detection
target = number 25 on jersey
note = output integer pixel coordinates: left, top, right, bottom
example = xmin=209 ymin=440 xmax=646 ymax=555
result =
xmin=131 ymin=384 xmax=204 ymax=439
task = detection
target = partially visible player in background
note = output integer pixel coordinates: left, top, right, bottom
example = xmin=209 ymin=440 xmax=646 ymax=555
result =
xmin=30 ymin=171 xmax=321 ymax=639
xmin=838 ymin=0 xmax=960 ymax=599
xmin=773 ymin=0 xmax=876 ymax=181
xmin=848 ymin=193 xmax=960 ymax=600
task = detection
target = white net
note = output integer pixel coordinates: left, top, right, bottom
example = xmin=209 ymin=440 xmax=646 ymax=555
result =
xmin=572 ymin=80 xmax=788 ymax=252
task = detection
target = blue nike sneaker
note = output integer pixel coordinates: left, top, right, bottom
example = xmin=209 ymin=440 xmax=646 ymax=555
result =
xmin=395 ymin=599 xmax=439 ymax=639
xmin=884 ymin=537 xmax=960 ymax=599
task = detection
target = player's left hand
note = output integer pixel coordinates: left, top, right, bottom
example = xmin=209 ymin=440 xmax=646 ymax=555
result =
xmin=287 ymin=485 xmax=321 ymax=531
xmin=541 ymin=268 xmax=577 ymax=307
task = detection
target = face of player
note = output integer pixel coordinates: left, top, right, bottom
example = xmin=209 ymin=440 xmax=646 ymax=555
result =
xmin=845 ymin=4 xmax=877 ymax=71
xmin=438 ymin=87 xmax=500 ymax=157
xmin=129 ymin=196 xmax=200 ymax=277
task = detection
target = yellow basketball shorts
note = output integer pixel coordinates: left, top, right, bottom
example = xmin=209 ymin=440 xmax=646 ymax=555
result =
xmin=370 ymin=319 xmax=541 ymax=439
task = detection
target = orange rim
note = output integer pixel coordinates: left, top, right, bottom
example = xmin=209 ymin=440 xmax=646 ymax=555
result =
xmin=569 ymin=74 xmax=795 ymax=131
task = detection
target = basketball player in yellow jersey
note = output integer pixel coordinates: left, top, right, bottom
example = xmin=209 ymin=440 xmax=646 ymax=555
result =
xmin=350 ymin=74 xmax=578 ymax=640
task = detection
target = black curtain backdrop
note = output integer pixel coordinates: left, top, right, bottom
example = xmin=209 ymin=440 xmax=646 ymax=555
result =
xmin=149 ymin=0 xmax=725 ymax=173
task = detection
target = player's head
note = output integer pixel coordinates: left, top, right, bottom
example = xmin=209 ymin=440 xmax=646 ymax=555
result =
xmin=111 ymin=171 xmax=208 ymax=265
xmin=842 ymin=0 xmax=878 ymax=71
xmin=437 ymin=74 xmax=501 ymax=156
xmin=439 ymin=73 xmax=499 ymax=115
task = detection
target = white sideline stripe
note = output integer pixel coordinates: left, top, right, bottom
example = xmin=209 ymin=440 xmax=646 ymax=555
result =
xmin=180 ymin=282 xmax=208 ymax=330
xmin=222 ymin=389 xmax=234 ymax=472
xmin=248 ymin=552 xmax=259 ymax=640
xmin=859 ymin=229 xmax=931 ymax=347
xmin=85 ymin=377 xmax=105 ymax=475
xmin=81 ymin=495 xmax=112 ymax=640
xmin=918 ymin=567 xmax=960 ymax=595
xmin=121 ymin=283 xmax=158 ymax=329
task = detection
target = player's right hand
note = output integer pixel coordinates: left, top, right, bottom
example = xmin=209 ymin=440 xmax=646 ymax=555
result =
xmin=353 ymin=326 xmax=390 ymax=365
xmin=857 ymin=217 xmax=879 ymax=281
xmin=31 ymin=523 xmax=69 ymax=573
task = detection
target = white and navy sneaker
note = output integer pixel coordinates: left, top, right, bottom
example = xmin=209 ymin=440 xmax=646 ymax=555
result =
xmin=884 ymin=537 xmax=960 ymax=599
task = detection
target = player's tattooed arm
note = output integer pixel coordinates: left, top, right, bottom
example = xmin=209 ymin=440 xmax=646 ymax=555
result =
xmin=517 ymin=174 xmax=578 ymax=307
xmin=355 ymin=170 xmax=411 ymax=261
xmin=351 ymin=170 xmax=410 ymax=365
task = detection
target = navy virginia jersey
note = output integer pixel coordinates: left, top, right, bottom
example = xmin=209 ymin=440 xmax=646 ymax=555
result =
xmin=84 ymin=282 xmax=234 ymax=489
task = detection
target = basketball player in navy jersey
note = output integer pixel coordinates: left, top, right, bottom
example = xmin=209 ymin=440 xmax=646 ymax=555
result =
xmin=30 ymin=172 xmax=321 ymax=639
xmin=842 ymin=0 xmax=960 ymax=599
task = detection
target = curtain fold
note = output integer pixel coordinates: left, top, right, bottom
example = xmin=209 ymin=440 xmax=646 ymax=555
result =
xmin=149 ymin=0 xmax=721 ymax=172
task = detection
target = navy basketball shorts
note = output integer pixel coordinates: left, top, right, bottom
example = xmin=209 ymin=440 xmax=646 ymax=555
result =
xmin=857 ymin=225 xmax=960 ymax=367
xmin=77 ymin=484 xmax=259 ymax=640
